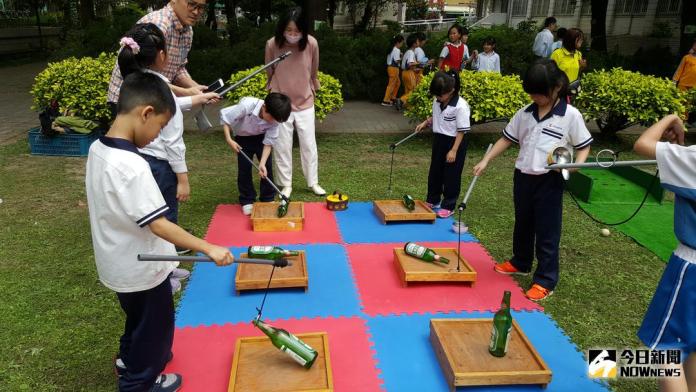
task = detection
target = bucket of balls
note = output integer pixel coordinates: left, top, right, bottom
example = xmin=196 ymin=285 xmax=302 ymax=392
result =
xmin=326 ymin=191 xmax=349 ymax=211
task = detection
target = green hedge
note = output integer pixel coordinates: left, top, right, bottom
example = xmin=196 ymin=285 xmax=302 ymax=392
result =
xmin=31 ymin=53 xmax=115 ymax=122
xmin=575 ymin=68 xmax=687 ymax=133
xmin=404 ymin=70 xmax=530 ymax=123
xmin=224 ymin=66 xmax=344 ymax=121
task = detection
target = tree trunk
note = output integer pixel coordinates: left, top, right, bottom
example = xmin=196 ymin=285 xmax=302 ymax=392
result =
xmin=356 ymin=0 xmax=375 ymax=33
xmin=327 ymin=0 xmax=336 ymax=28
xmin=680 ymin=0 xmax=696 ymax=56
xmin=79 ymin=0 xmax=95 ymax=26
xmin=590 ymin=0 xmax=608 ymax=51
xmin=206 ymin=0 xmax=218 ymax=30
xmin=224 ymin=0 xmax=237 ymax=31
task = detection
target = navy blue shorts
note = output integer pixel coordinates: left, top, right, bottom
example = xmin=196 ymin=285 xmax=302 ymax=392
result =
xmin=638 ymin=246 xmax=696 ymax=354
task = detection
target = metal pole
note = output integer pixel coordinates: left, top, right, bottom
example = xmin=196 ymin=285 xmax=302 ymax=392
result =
xmin=545 ymin=160 xmax=657 ymax=170
xmin=138 ymin=254 xmax=292 ymax=267
xmin=237 ymin=149 xmax=289 ymax=203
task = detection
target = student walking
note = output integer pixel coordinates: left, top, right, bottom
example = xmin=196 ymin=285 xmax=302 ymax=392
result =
xmin=382 ymin=34 xmax=404 ymax=107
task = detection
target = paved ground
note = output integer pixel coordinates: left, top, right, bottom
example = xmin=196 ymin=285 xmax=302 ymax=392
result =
xmin=2 ymin=61 xmax=650 ymax=147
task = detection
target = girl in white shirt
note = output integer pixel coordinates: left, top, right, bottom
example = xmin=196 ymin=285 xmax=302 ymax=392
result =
xmin=472 ymin=37 xmax=501 ymax=73
xmin=382 ymin=34 xmax=404 ymax=107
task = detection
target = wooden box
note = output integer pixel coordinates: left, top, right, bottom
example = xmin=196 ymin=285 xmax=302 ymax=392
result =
xmin=251 ymin=202 xmax=304 ymax=232
xmin=228 ymin=332 xmax=333 ymax=392
xmin=373 ymin=200 xmax=436 ymax=224
xmin=235 ymin=251 xmax=308 ymax=295
xmin=430 ymin=319 xmax=552 ymax=390
xmin=393 ymin=248 xmax=476 ymax=286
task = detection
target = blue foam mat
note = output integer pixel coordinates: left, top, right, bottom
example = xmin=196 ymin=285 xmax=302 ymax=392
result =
xmin=367 ymin=311 xmax=609 ymax=392
xmin=176 ymin=244 xmax=362 ymax=327
xmin=335 ymin=202 xmax=478 ymax=244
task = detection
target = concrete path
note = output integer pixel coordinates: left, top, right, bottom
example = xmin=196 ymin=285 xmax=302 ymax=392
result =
xmin=0 ymin=61 xmax=45 ymax=146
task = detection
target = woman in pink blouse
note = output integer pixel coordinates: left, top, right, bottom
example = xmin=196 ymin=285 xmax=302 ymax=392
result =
xmin=265 ymin=7 xmax=326 ymax=198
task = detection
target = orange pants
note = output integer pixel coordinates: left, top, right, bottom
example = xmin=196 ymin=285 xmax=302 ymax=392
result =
xmin=400 ymin=69 xmax=417 ymax=106
xmin=383 ymin=66 xmax=401 ymax=103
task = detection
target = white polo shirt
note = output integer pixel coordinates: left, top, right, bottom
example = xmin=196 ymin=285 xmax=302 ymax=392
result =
xmin=139 ymin=70 xmax=192 ymax=174
xmin=219 ymin=97 xmax=279 ymax=146
xmin=502 ymin=100 xmax=592 ymax=175
xmin=655 ymin=142 xmax=696 ymax=249
xmin=533 ymin=28 xmax=555 ymax=57
xmin=86 ymin=137 xmax=177 ymax=293
xmin=473 ymin=51 xmax=500 ymax=73
xmin=386 ymin=47 xmax=401 ymax=67
xmin=432 ymin=95 xmax=471 ymax=137
xmin=401 ymin=49 xmax=416 ymax=70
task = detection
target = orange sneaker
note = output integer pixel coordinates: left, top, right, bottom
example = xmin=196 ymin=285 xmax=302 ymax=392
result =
xmin=525 ymin=284 xmax=553 ymax=301
xmin=493 ymin=261 xmax=529 ymax=275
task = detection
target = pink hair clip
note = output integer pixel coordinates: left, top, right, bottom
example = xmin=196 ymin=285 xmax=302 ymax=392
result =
xmin=119 ymin=37 xmax=140 ymax=54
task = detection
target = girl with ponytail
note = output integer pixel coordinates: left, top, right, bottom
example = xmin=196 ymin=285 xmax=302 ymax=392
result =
xmin=117 ymin=23 xmax=220 ymax=268
xmin=414 ymin=70 xmax=471 ymax=218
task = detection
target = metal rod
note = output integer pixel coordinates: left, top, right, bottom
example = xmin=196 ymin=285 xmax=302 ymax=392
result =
xmin=388 ymin=148 xmax=395 ymax=195
xmin=237 ymin=149 xmax=289 ymax=203
xmin=390 ymin=130 xmax=420 ymax=150
xmin=460 ymin=143 xmax=493 ymax=209
xmin=545 ymin=160 xmax=657 ymax=170
xmin=217 ymin=51 xmax=292 ymax=97
xmin=138 ymin=254 xmax=292 ymax=267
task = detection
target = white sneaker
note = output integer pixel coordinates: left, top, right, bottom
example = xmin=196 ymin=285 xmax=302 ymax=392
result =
xmin=281 ymin=187 xmax=292 ymax=199
xmin=171 ymin=268 xmax=190 ymax=280
xmin=242 ymin=204 xmax=253 ymax=216
xmin=310 ymin=184 xmax=326 ymax=196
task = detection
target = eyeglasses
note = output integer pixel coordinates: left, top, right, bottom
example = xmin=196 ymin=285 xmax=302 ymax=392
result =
xmin=186 ymin=0 xmax=207 ymax=13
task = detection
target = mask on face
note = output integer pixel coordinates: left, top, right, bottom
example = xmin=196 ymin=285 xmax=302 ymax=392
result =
xmin=284 ymin=33 xmax=301 ymax=44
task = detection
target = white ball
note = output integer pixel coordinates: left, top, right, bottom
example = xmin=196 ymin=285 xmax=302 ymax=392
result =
xmin=601 ymin=228 xmax=610 ymax=237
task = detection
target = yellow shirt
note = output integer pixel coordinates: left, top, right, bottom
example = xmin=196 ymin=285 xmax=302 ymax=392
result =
xmin=673 ymin=54 xmax=696 ymax=91
xmin=550 ymin=48 xmax=582 ymax=82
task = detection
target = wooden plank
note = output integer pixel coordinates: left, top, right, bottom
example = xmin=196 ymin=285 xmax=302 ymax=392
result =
xmin=251 ymin=202 xmax=304 ymax=232
xmin=228 ymin=332 xmax=333 ymax=392
xmin=430 ymin=319 xmax=552 ymax=388
xmin=373 ymin=200 xmax=436 ymax=224
xmin=394 ymin=248 xmax=476 ymax=284
xmin=235 ymin=251 xmax=308 ymax=294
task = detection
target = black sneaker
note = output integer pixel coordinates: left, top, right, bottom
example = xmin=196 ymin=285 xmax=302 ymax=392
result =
xmin=150 ymin=373 xmax=182 ymax=392
xmin=115 ymin=352 xmax=174 ymax=377
xmin=394 ymin=98 xmax=403 ymax=111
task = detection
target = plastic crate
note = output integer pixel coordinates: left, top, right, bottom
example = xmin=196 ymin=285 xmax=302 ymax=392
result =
xmin=28 ymin=127 xmax=101 ymax=157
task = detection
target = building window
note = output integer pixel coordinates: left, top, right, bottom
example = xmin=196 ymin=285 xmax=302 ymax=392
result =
xmin=656 ymin=0 xmax=681 ymax=16
xmin=554 ymin=0 xmax=577 ymax=15
xmin=512 ymin=0 xmax=528 ymax=16
xmin=531 ymin=0 xmax=550 ymax=16
xmin=614 ymin=0 xmax=648 ymax=15
xmin=498 ymin=0 xmax=510 ymax=13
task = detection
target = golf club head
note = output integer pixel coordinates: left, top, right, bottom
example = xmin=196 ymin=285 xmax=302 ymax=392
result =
xmin=194 ymin=109 xmax=212 ymax=132
xmin=549 ymin=146 xmax=572 ymax=181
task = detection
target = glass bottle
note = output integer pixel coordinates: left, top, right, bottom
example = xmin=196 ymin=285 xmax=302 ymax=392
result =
xmin=489 ymin=291 xmax=513 ymax=357
xmin=402 ymin=194 xmax=415 ymax=211
xmin=253 ymin=318 xmax=318 ymax=369
xmin=248 ymin=246 xmax=299 ymax=260
xmin=403 ymin=242 xmax=450 ymax=264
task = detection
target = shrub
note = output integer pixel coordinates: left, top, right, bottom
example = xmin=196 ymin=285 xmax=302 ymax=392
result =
xmin=31 ymin=52 xmax=115 ymax=122
xmin=404 ymin=70 xmax=530 ymax=123
xmin=575 ymin=68 xmax=687 ymax=133
xmin=224 ymin=66 xmax=344 ymax=121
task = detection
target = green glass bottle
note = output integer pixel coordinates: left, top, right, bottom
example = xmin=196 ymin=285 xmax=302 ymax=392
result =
xmin=404 ymin=242 xmax=450 ymax=264
xmin=252 ymin=318 xmax=318 ymax=369
xmin=489 ymin=290 xmax=512 ymax=357
xmin=402 ymin=194 xmax=416 ymax=211
xmin=247 ymin=246 xmax=299 ymax=260
xmin=277 ymin=199 xmax=289 ymax=217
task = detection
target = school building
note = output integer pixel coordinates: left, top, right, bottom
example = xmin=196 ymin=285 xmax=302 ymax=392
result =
xmin=474 ymin=0 xmax=682 ymax=54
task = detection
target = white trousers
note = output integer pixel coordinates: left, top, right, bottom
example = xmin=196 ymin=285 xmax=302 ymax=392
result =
xmin=273 ymin=106 xmax=319 ymax=187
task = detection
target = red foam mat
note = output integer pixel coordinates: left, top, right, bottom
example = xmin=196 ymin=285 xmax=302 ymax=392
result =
xmin=346 ymin=242 xmax=543 ymax=316
xmin=204 ymin=202 xmax=343 ymax=246
xmin=165 ymin=317 xmax=382 ymax=392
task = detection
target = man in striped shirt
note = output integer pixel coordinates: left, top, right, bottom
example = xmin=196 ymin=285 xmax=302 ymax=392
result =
xmin=108 ymin=0 xmax=208 ymax=108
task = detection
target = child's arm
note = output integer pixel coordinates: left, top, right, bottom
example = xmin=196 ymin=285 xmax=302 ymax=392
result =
xmin=189 ymin=92 xmax=221 ymax=108
xmin=634 ymin=114 xmax=685 ymax=159
xmin=446 ymin=132 xmax=465 ymax=163
xmin=494 ymin=54 xmax=501 ymax=73
xmin=437 ymin=45 xmax=448 ymax=69
xmin=149 ymin=217 xmax=234 ymax=266
xmin=222 ymin=124 xmax=241 ymax=153
xmin=176 ymin=172 xmax=190 ymax=202
xmin=415 ymin=117 xmax=432 ymax=133
xmin=673 ymin=57 xmax=686 ymax=85
xmin=473 ymin=137 xmax=513 ymax=176
xmin=258 ymin=145 xmax=272 ymax=178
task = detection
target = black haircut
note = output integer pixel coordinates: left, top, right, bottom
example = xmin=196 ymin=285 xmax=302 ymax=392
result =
xmin=522 ymin=59 xmax=568 ymax=99
xmin=387 ymin=34 xmax=404 ymax=55
xmin=416 ymin=31 xmax=427 ymax=42
xmin=483 ymin=36 xmax=496 ymax=46
xmin=429 ymin=70 xmax=461 ymax=97
xmin=264 ymin=92 xmax=291 ymax=123
xmin=556 ymin=27 xmax=567 ymax=40
xmin=117 ymin=72 xmax=176 ymax=116
xmin=562 ymin=28 xmax=584 ymax=52
xmin=118 ymin=23 xmax=166 ymax=78
xmin=543 ymin=17 xmax=557 ymax=27
xmin=274 ymin=7 xmax=309 ymax=51
xmin=406 ymin=33 xmax=418 ymax=48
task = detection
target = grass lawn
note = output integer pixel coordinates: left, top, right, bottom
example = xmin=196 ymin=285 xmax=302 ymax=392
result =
xmin=0 ymin=129 xmax=674 ymax=391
